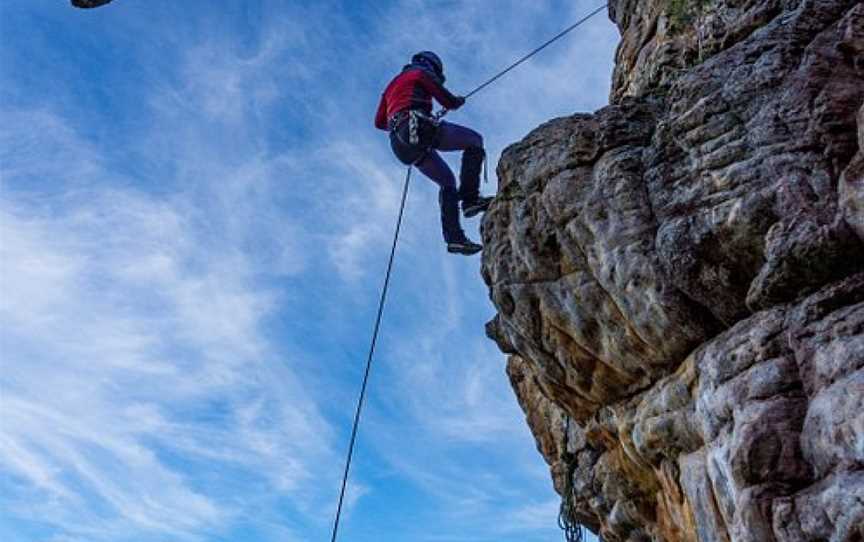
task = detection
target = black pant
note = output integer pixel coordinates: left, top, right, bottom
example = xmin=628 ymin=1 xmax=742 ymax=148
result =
xmin=390 ymin=118 xmax=485 ymax=242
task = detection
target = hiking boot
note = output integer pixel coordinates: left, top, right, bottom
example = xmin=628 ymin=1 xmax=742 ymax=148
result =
xmin=447 ymin=238 xmax=483 ymax=255
xmin=462 ymin=196 xmax=494 ymax=218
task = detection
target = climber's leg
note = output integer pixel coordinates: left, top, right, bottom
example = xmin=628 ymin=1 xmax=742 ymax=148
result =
xmin=435 ymin=121 xmax=483 ymax=154
xmin=415 ymin=148 xmax=455 ymax=190
xmin=415 ymin=150 xmax=462 ymax=242
xmin=440 ymin=186 xmax=482 ymax=255
xmin=415 ymin=150 xmax=482 ymax=255
xmin=435 ymin=121 xmax=493 ymax=217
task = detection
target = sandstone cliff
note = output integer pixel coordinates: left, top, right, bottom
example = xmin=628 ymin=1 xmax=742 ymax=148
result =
xmin=481 ymin=1 xmax=864 ymax=540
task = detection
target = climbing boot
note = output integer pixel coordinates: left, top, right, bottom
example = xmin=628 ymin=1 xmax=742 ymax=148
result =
xmin=447 ymin=238 xmax=483 ymax=255
xmin=458 ymin=146 xmax=485 ymax=198
xmin=462 ymin=196 xmax=494 ymax=218
xmin=439 ymin=186 xmax=481 ymax=254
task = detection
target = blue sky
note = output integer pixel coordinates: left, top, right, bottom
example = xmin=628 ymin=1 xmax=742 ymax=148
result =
xmin=0 ymin=1 xmax=617 ymax=541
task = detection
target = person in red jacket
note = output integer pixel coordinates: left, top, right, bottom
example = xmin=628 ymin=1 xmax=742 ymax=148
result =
xmin=375 ymin=51 xmax=492 ymax=255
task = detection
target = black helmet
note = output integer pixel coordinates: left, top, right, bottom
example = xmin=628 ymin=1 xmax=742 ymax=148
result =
xmin=412 ymin=51 xmax=444 ymax=77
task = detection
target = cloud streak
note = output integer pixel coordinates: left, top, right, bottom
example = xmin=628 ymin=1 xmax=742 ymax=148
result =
xmin=1 ymin=76 xmax=335 ymax=542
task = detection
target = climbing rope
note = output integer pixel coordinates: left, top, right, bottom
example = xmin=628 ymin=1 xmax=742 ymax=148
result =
xmin=329 ymin=166 xmax=412 ymax=542
xmin=464 ymin=3 xmax=609 ymax=100
xmin=434 ymin=2 xmax=611 ymax=121
xmin=558 ymin=416 xmax=586 ymax=542
xmin=330 ymin=5 xmax=610 ymax=541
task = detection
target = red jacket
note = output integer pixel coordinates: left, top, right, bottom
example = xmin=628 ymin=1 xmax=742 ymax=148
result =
xmin=375 ymin=68 xmax=462 ymax=131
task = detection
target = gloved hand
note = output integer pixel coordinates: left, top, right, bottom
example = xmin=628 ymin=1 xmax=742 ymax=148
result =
xmin=452 ymin=96 xmax=466 ymax=110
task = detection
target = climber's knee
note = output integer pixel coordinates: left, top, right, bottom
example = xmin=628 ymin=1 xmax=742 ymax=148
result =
xmin=467 ymin=130 xmax=484 ymax=151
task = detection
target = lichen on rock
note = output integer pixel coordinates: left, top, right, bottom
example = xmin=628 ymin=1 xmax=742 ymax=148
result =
xmin=482 ymin=1 xmax=864 ymax=540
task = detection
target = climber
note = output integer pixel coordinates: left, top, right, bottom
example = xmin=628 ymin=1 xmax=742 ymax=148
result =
xmin=375 ymin=51 xmax=493 ymax=255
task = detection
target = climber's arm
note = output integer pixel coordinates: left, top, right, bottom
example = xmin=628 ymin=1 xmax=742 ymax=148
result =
xmin=419 ymin=73 xmax=465 ymax=111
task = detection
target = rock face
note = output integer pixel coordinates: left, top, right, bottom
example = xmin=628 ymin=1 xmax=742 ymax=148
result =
xmin=481 ymin=1 xmax=864 ymax=540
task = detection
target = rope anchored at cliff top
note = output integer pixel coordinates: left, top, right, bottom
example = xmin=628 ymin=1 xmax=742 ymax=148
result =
xmin=330 ymin=5 xmax=609 ymax=542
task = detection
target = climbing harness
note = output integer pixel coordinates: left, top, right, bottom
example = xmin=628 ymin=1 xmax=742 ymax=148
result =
xmin=387 ymin=110 xmax=440 ymax=146
xmin=330 ymin=5 xmax=609 ymax=541
xmin=408 ymin=110 xmax=440 ymax=145
xmin=388 ymin=110 xmax=441 ymax=167
xmin=558 ymin=416 xmax=586 ymax=542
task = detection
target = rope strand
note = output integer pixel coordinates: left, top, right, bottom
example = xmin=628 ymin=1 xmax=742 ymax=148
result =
xmin=329 ymin=167 xmax=412 ymax=542
xmin=558 ymin=416 xmax=585 ymax=542
xmin=464 ymin=4 xmax=609 ymax=99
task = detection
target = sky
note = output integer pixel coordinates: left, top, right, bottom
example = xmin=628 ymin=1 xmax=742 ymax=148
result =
xmin=0 ymin=1 xmax=618 ymax=541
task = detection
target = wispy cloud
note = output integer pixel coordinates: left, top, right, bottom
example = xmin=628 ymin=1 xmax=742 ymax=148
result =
xmin=1 ymin=76 xmax=334 ymax=542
